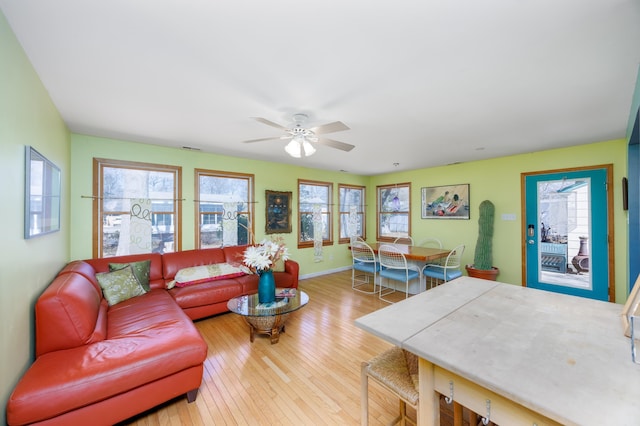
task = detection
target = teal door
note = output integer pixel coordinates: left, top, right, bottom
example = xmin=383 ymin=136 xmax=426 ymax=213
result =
xmin=524 ymin=167 xmax=610 ymax=301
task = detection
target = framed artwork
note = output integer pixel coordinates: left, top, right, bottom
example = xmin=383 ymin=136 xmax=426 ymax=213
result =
xmin=25 ymin=146 xmax=61 ymax=239
xmin=622 ymin=274 xmax=640 ymax=337
xmin=265 ymin=190 xmax=292 ymax=234
xmin=421 ymin=184 xmax=470 ymax=219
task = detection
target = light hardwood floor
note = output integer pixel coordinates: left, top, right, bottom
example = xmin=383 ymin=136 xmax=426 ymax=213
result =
xmin=121 ymin=271 xmax=468 ymax=426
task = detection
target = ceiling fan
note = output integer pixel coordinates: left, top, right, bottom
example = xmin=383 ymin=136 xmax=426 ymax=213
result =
xmin=243 ymin=113 xmax=355 ymax=158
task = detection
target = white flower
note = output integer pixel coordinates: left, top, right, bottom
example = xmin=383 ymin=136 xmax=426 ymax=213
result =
xmin=243 ymin=237 xmax=289 ymax=273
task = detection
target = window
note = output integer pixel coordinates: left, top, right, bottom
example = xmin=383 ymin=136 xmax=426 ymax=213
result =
xmin=377 ymin=183 xmax=411 ymax=242
xmin=298 ymin=179 xmax=333 ymax=247
xmin=94 ymin=158 xmax=181 ymax=258
xmin=338 ymin=184 xmax=365 ymax=243
xmin=196 ymin=169 xmax=254 ymax=248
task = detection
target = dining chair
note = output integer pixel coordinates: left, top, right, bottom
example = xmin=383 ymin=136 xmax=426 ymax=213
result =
xmin=393 ymin=236 xmax=414 ymax=246
xmin=378 ymin=244 xmax=421 ymax=303
xmin=351 ymin=240 xmax=380 ymax=295
xmin=422 ymin=244 xmax=465 ymax=289
xmin=417 ymin=237 xmax=444 ymax=265
xmin=416 ymin=237 xmax=442 ymax=249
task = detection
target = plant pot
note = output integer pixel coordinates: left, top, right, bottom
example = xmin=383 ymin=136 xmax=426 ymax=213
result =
xmin=465 ymin=265 xmax=500 ymax=281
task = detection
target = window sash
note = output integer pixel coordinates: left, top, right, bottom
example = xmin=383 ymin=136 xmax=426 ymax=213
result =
xmin=377 ymin=183 xmax=411 ymax=241
xmin=195 ymin=169 xmax=254 ymax=249
xmin=298 ymin=180 xmax=333 ymax=247
xmin=94 ymin=158 xmax=181 ymax=258
xmin=338 ymin=184 xmax=365 ymax=243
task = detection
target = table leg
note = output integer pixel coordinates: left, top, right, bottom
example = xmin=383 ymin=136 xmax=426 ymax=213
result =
xmin=418 ymin=357 xmax=439 ymax=426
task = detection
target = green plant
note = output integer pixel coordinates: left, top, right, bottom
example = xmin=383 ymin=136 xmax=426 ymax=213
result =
xmin=473 ymin=200 xmax=495 ymax=270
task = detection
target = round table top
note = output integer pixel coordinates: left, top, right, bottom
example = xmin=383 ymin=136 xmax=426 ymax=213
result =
xmin=227 ymin=289 xmax=309 ymax=317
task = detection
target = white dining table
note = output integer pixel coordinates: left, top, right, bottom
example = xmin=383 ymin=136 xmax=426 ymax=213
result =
xmin=355 ymin=277 xmax=640 ymax=425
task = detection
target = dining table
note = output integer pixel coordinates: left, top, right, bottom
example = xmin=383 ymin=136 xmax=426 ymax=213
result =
xmin=362 ymin=242 xmax=452 ymax=293
xmin=367 ymin=242 xmax=451 ymax=263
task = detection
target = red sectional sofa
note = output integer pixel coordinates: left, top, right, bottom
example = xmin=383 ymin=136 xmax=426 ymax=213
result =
xmin=6 ymin=246 xmax=299 ymax=425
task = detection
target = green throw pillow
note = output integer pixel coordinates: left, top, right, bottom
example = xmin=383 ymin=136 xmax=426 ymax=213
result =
xmin=109 ymin=259 xmax=151 ymax=291
xmin=97 ymin=265 xmax=147 ymax=306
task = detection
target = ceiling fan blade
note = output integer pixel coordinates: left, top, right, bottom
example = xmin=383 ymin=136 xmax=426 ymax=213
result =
xmin=310 ymin=121 xmax=350 ymax=135
xmin=243 ymin=136 xmax=287 ymax=143
xmin=251 ymin=117 xmax=288 ymax=130
xmin=315 ymin=137 xmax=355 ymax=152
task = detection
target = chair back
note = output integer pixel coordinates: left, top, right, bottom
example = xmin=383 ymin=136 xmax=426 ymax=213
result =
xmin=351 ymin=240 xmax=376 ymax=265
xmin=378 ymin=244 xmax=410 ymax=270
xmin=417 ymin=237 xmax=442 ymax=249
xmin=393 ymin=236 xmax=414 ymax=246
xmin=443 ymin=244 xmax=465 ymax=268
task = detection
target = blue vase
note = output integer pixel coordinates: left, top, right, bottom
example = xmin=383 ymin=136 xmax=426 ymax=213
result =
xmin=258 ymin=269 xmax=276 ymax=304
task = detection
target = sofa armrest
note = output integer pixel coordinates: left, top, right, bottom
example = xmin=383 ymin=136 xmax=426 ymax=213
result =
xmin=284 ymin=260 xmax=299 ymax=288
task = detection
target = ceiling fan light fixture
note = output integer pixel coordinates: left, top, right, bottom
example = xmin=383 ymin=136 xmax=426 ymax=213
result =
xmin=284 ymin=139 xmax=302 ymax=158
xmin=284 ymin=136 xmax=316 ymax=158
xmin=302 ymin=140 xmax=316 ymax=157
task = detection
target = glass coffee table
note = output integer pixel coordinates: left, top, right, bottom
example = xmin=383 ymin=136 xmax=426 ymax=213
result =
xmin=227 ymin=289 xmax=309 ymax=344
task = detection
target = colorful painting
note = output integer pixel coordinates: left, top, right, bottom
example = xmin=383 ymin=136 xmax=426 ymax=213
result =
xmin=421 ymin=184 xmax=470 ymax=219
xmin=265 ymin=190 xmax=292 ymax=234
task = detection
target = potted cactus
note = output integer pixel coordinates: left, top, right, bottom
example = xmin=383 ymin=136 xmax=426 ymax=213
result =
xmin=465 ymin=200 xmax=500 ymax=280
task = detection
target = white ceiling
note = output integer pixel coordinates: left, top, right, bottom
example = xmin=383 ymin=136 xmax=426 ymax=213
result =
xmin=2 ymin=1 xmax=639 ymax=175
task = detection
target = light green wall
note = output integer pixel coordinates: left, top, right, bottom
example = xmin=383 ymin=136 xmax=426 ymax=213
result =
xmin=70 ymin=134 xmax=369 ymax=274
xmin=71 ymin=134 xmax=629 ymax=303
xmin=369 ymin=139 xmax=628 ymax=302
xmin=0 ymin=11 xmax=70 ymax=424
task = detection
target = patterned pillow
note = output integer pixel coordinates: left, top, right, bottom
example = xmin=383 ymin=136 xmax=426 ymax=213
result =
xmin=109 ymin=260 xmax=151 ymax=291
xmin=96 ymin=265 xmax=147 ymax=306
xmin=173 ymin=263 xmax=246 ymax=288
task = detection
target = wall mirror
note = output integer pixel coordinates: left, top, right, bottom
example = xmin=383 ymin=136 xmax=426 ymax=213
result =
xmin=25 ymin=146 xmax=61 ymax=239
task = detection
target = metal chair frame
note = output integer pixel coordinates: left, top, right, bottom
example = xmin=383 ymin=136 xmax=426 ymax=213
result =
xmin=378 ymin=244 xmax=421 ymax=303
xmin=351 ymin=240 xmax=380 ymax=295
xmin=422 ymin=244 xmax=465 ymax=289
xmin=393 ymin=236 xmax=415 ymax=246
xmin=416 ymin=237 xmax=442 ymax=249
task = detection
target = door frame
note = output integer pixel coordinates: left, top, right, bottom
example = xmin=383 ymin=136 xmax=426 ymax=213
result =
xmin=520 ymin=164 xmax=615 ymax=302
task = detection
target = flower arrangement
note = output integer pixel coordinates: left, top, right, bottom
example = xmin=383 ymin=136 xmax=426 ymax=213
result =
xmin=243 ymin=237 xmax=290 ymax=274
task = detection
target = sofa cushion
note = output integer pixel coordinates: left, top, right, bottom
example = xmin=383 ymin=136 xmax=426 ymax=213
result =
xmin=58 ymin=260 xmax=102 ymax=293
xmin=172 ymin=263 xmax=246 ymax=288
xmin=109 ymin=259 xmax=151 ymax=291
xmin=35 ymin=273 xmax=104 ymax=357
xmin=170 ymin=280 xmax=243 ymax=309
xmin=162 ymin=248 xmax=227 ymax=281
xmin=96 ymin=265 xmax=147 ymax=306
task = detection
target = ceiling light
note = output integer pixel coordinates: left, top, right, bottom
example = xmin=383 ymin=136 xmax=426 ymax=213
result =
xmin=284 ymin=139 xmax=302 ymax=158
xmin=284 ymin=136 xmax=316 ymax=158
xmin=302 ymin=140 xmax=316 ymax=157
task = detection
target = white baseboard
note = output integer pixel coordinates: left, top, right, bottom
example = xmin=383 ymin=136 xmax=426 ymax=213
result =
xmin=299 ymin=265 xmax=351 ymax=281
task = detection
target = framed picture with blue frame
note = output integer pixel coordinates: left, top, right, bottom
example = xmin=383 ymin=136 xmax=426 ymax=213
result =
xmin=421 ymin=184 xmax=470 ymax=219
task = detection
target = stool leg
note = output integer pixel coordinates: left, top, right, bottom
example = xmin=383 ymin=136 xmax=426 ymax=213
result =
xmin=399 ymin=400 xmax=407 ymax=425
xmin=361 ymin=362 xmax=369 ymax=426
